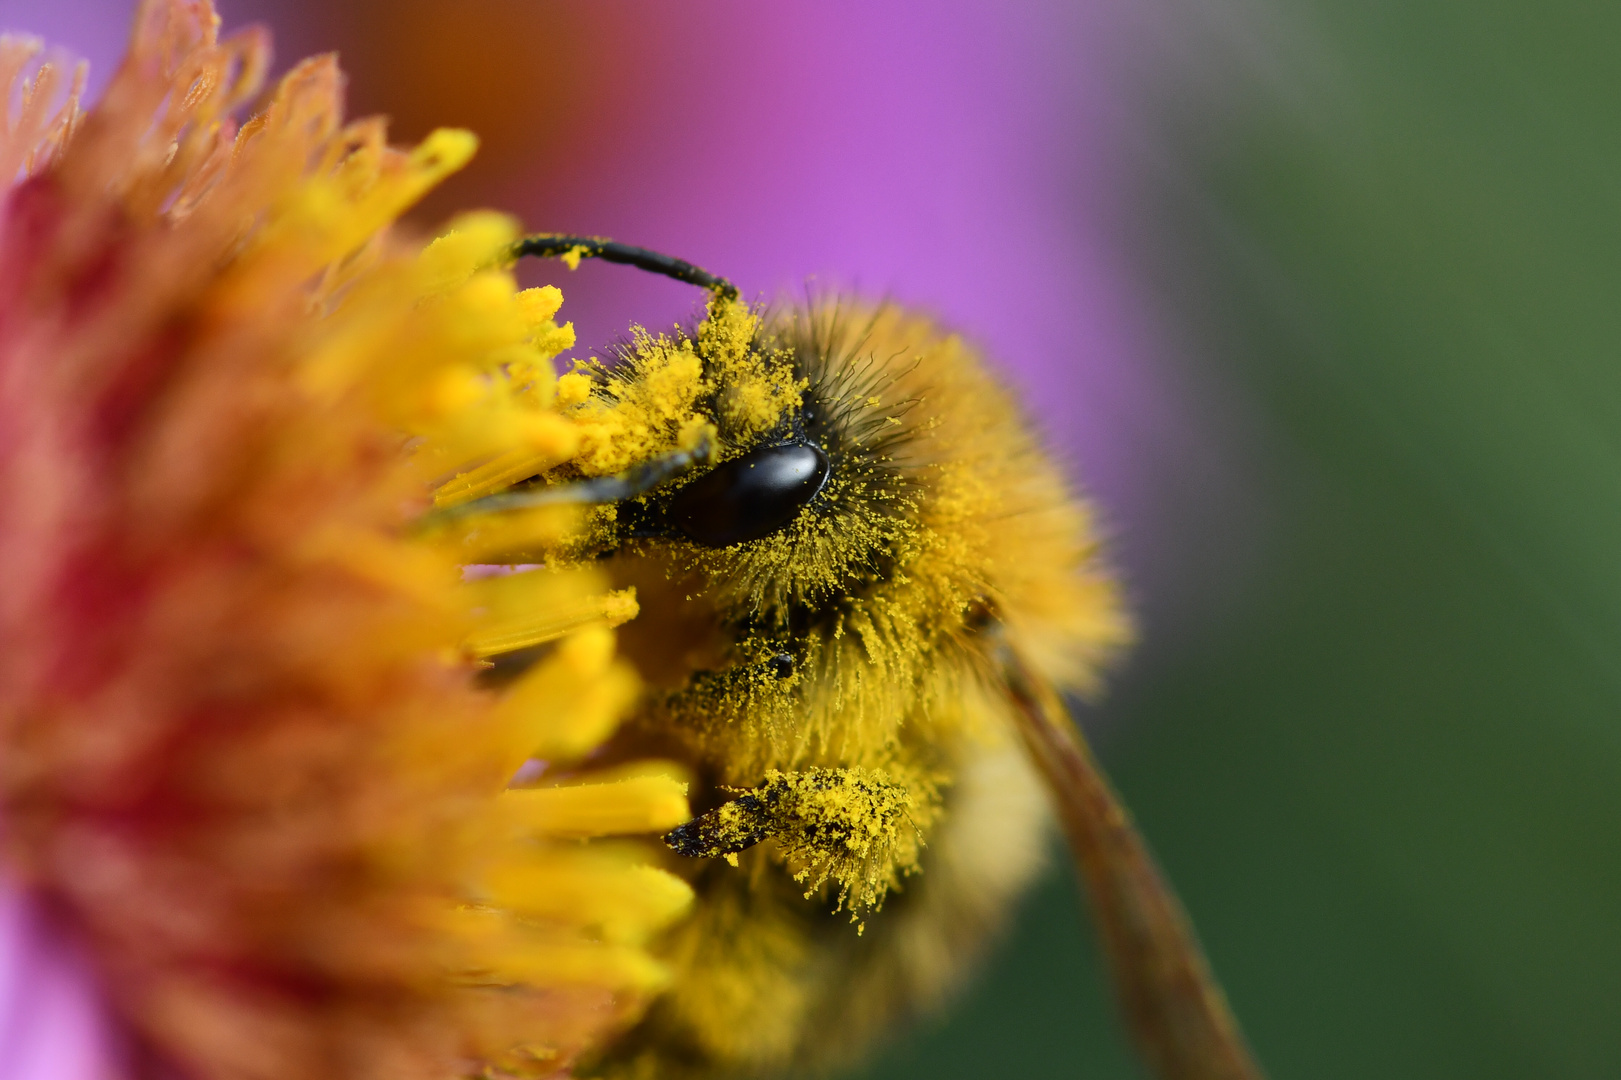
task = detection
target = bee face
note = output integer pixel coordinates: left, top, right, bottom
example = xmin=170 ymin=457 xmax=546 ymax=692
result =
xmin=578 ymin=299 xmax=926 ymax=634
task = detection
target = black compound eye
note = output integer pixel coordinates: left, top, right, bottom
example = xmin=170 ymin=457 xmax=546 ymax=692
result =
xmin=666 ymin=442 xmax=830 ymax=547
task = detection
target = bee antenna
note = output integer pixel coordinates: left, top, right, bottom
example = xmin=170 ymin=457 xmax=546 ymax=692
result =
xmin=417 ymin=433 xmax=715 ymax=528
xmin=512 ymin=234 xmax=739 ymax=300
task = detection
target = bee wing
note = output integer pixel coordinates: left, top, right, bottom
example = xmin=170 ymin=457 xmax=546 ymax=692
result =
xmin=999 ymin=644 xmax=1265 ymax=1080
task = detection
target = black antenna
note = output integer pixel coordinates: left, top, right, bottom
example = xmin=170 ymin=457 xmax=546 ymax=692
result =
xmin=422 ymin=435 xmax=714 ymax=527
xmin=512 ymin=234 xmax=738 ymax=300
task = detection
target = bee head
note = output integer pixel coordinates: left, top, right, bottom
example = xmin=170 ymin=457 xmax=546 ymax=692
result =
xmin=614 ymin=301 xmax=928 ymax=628
xmin=448 ymin=235 xmax=1124 ymax=712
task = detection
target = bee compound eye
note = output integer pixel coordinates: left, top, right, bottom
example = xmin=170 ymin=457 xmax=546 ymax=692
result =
xmin=666 ymin=442 xmax=830 ymax=547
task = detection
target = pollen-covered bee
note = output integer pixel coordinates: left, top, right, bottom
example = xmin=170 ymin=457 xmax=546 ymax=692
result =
xmin=444 ymin=237 xmax=1263 ymax=1080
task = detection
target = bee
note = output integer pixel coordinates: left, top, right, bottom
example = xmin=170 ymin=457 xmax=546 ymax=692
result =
xmin=450 ymin=236 xmax=1264 ymax=1080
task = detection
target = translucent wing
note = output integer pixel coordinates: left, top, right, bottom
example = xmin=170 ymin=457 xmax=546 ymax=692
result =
xmin=997 ymin=641 xmax=1266 ymax=1080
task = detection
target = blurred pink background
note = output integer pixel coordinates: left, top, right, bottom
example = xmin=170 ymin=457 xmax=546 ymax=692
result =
xmin=0 ymin=1 xmax=1254 ymax=1073
xmin=0 ymin=880 xmax=122 ymax=1079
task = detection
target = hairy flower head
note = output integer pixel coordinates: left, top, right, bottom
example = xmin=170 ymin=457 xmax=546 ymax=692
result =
xmin=0 ymin=3 xmax=692 ymax=1078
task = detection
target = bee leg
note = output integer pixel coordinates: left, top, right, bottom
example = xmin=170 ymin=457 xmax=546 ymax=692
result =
xmin=663 ymin=767 xmax=916 ymax=915
xmin=663 ymin=787 xmax=779 ymax=860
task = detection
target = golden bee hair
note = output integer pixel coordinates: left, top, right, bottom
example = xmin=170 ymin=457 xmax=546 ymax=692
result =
xmin=467 ymin=237 xmax=1262 ymax=1080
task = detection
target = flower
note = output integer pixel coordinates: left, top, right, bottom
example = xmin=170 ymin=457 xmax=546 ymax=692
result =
xmin=0 ymin=2 xmax=694 ymax=1077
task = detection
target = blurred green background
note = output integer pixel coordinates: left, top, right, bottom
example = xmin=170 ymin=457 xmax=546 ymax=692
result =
xmin=853 ymin=1 xmax=1621 ymax=1077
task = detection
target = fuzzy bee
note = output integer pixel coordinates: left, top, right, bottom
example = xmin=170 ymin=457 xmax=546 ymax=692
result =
xmin=447 ymin=237 xmax=1263 ymax=1080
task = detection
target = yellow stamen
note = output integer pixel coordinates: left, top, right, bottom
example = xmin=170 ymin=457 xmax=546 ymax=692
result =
xmin=434 ymin=435 xmax=583 ymax=509
xmin=502 ymin=775 xmax=692 ymax=838
xmin=466 ymin=587 xmax=638 ymax=657
xmin=483 ymin=854 xmax=694 ymax=944
xmin=490 ymin=627 xmax=642 ymax=768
